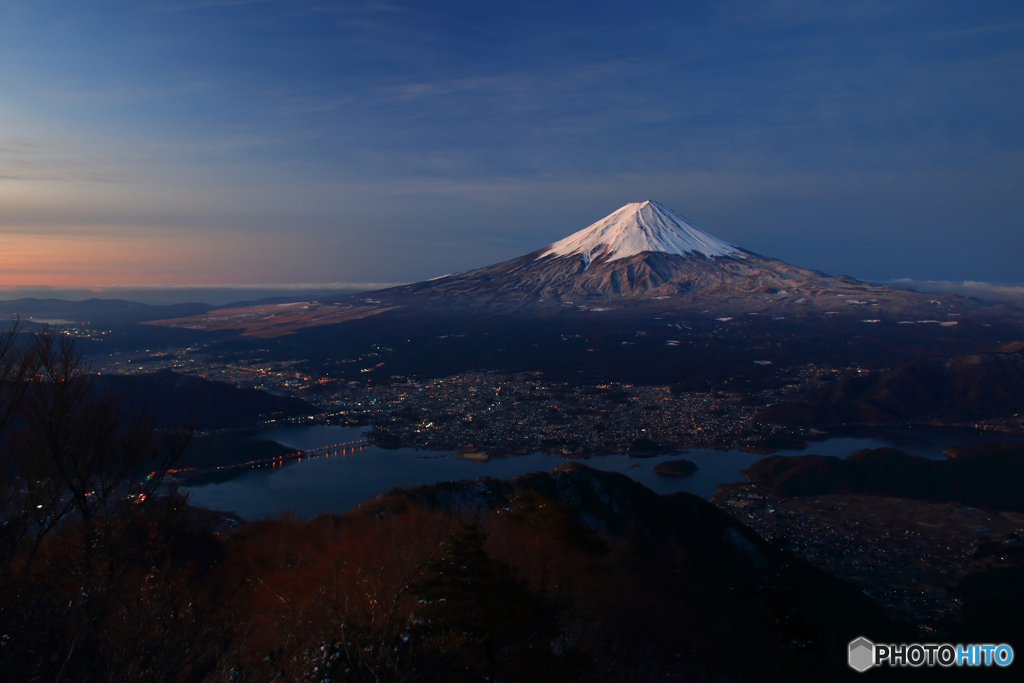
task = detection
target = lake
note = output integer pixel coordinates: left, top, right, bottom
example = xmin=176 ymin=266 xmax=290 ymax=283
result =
xmin=183 ymin=424 xmax=1024 ymax=520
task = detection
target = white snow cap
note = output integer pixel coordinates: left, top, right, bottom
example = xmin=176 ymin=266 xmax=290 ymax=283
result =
xmin=537 ymin=200 xmax=743 ymax=266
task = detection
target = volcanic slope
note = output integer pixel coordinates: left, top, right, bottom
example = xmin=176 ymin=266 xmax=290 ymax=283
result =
xmin=331 ymin=201 xmax=1002 ymax=321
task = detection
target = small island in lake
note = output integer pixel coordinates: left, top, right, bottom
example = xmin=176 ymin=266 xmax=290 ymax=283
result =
xmin=652 ymin=459 xmax=699 ymax=476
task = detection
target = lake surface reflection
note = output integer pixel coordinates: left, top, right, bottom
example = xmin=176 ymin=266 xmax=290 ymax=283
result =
xmin=183 ymin=424 xmax=1024 ymax=520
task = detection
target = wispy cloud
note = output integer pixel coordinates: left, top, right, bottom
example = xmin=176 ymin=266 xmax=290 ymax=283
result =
xmin=875 ymin=279 xmax=1024 ymax=304
xmin=0 ymin=135 xmax=123 ymax=183
xmin=928 ymin=20 xmax=1024 ymax=39
xmin=40 ymin=80 xmax=216 ymax=106
xmin=147 ymin=0 xmax=277 ymax=12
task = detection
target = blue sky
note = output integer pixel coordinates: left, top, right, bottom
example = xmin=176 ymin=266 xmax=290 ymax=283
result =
xmin=1 ymin=0 xmax=1022 ymax=288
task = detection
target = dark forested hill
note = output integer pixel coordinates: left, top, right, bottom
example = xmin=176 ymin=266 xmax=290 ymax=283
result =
xmin=93 ymin=369 xmax=314 ymax=430
xmin=739 ymin=446 xmax=1024 ymax=511
xmin=757 ymin=340 xmax=1024 ymax=427
xmin=350 ymin=462 xmax=909 ymax=679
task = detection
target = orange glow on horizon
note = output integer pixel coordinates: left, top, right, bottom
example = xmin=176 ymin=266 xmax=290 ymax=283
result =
xmin=0 ymin=227 xmax=300 ymax=286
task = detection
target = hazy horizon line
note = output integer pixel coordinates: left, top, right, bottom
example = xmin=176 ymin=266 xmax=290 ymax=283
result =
xmin=0 ymin=282 xmax=408 ymax=291
xmin=0 ymin=283 xmax=410 ymax=306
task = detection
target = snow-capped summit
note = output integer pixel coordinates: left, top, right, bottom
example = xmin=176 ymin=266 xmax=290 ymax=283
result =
xmin=537 ymin=201 xmax=744 ymax=268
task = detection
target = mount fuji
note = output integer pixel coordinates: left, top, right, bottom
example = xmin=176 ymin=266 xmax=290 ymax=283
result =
xmin=362 ymin=200 xmax=988 ymax=319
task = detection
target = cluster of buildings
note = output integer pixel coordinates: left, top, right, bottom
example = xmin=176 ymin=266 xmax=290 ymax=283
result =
xmin=92 ymin=346 xmax=856 ymax=453
xmin=331 ymin=373 xmax=797 ymax=454
xmin=93 ymin=346 xmax=305 ymax=384
xmin=714 ymin=483 xmax=1024 ymax=633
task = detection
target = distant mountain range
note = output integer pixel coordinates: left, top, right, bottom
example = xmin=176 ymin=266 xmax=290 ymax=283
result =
xmin=0 ymin=298 xmax=213 ymax=325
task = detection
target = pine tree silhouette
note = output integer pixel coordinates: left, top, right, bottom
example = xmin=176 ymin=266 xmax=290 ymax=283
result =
xmin=412 ymin=521 xmax=566 ymax=682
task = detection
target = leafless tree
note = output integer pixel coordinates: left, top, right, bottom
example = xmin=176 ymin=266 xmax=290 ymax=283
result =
xmin=0 ymin=318 xmax=42 ymax=578
xmin=0 ymin=323 xmax=202 ymax=682
xmin=0 ymin=325 xmax=189 ymax=577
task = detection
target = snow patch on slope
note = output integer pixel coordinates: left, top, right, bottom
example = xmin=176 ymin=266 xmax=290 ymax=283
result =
xmin=537 ymin=201 xmax=744 ymax=267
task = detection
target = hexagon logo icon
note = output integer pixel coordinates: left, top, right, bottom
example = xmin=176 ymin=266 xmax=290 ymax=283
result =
xmin=849 ymin=637 xmax=875 ymax=672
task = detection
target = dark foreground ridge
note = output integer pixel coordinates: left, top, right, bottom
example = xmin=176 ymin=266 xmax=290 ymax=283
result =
xmin=7 ymin=456 xmax=927 ymax=682
xmin=350 ymin=462 xmax=911 ymax=679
